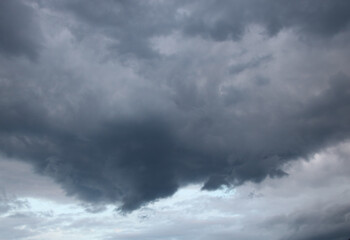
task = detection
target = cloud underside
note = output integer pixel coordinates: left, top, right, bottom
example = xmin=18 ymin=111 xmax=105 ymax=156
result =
xmin=0 ymin=0 xmax=350 ymax=216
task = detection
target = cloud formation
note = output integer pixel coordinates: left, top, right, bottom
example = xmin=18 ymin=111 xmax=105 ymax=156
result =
xmin=182 ymin=0 xmax=350 ymax=40
xmin=0 ymin=0 xmax=42 ymax=59
xmin=0 ymin=0 xmax=350 ymax=214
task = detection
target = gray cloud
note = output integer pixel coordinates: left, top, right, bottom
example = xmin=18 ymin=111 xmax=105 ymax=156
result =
xmin=283 ymin=204 xmax=350 ymax=240
xmin=0 ymin=192 xmax=29 ymax=215
xmin=0 ymin=0 xmax=42 ymax=60
xmin=38 ymin=0 xmax=179 ymax=59
xmin=0 ymin=0 xmax=350 ymax=216
xmin=38 ymin=0 xmax=350 ymax=58
xmin=182 ymin=0 xmax=350 ymax=41
xmin=229 ymin=55 xmax=273 ymax=75
xmin=0 ymin=157 xmax=70 ymax=202
xmin=1 ymin=64 xmax=350 ymax=212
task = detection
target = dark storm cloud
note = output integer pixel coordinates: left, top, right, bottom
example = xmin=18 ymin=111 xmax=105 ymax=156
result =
xmin=0 ymin=0 xmax=42 ymax=60
xmin=268 ymin=203 xmax=350 ymax=240
xmin=39 ymin=0 xmax=350 ymax=57
xmin=1 ymin=0 xmax=350 ymax=213
xmin=1 ymin=70 xmax=350 ymax=212
xmin=183 ymin=0 xmax=350 ymax=41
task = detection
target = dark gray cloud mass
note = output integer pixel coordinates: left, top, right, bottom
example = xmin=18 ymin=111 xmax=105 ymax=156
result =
xmin=0 ymin=0 xmax=42 ymax=60
xmin=38 ymin=0 xmax=350 ymax=58
xmin=271 ymin=203 xmax=350 ymax=240
xmin=182 ymin=0 xmax=350 ymax=40
xmin=0 ymin=0 xmax=350 ymax=225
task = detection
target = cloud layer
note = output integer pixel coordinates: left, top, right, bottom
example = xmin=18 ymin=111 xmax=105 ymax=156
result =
xmin=0 ymin=0 xmax=350 ymax=215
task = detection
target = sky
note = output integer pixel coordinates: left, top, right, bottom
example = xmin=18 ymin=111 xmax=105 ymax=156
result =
xmin=0 ymin=0 xmax=350 ymax=239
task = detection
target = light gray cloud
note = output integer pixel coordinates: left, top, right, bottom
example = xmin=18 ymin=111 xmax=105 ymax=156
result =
xmin=0 ymin=192 xmax=29 ymax=215
xmin=0 ymin=157 xmax=71 ymax=203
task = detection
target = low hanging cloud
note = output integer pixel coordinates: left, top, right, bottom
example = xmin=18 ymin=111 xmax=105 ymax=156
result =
xmin=0 ymin=0 xmax=350 ymax=212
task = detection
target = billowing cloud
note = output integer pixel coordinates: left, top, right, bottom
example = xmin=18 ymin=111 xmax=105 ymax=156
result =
xmin=0 ymin=0 xmax=350 ymax=215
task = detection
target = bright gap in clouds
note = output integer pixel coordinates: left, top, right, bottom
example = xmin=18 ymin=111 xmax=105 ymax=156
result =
xmin=1 ymin=141 xmax=350 ymax=240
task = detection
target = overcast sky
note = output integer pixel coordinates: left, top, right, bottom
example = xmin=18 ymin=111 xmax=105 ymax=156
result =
xmin=1 ymin=0 xmax=350 ymax=239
